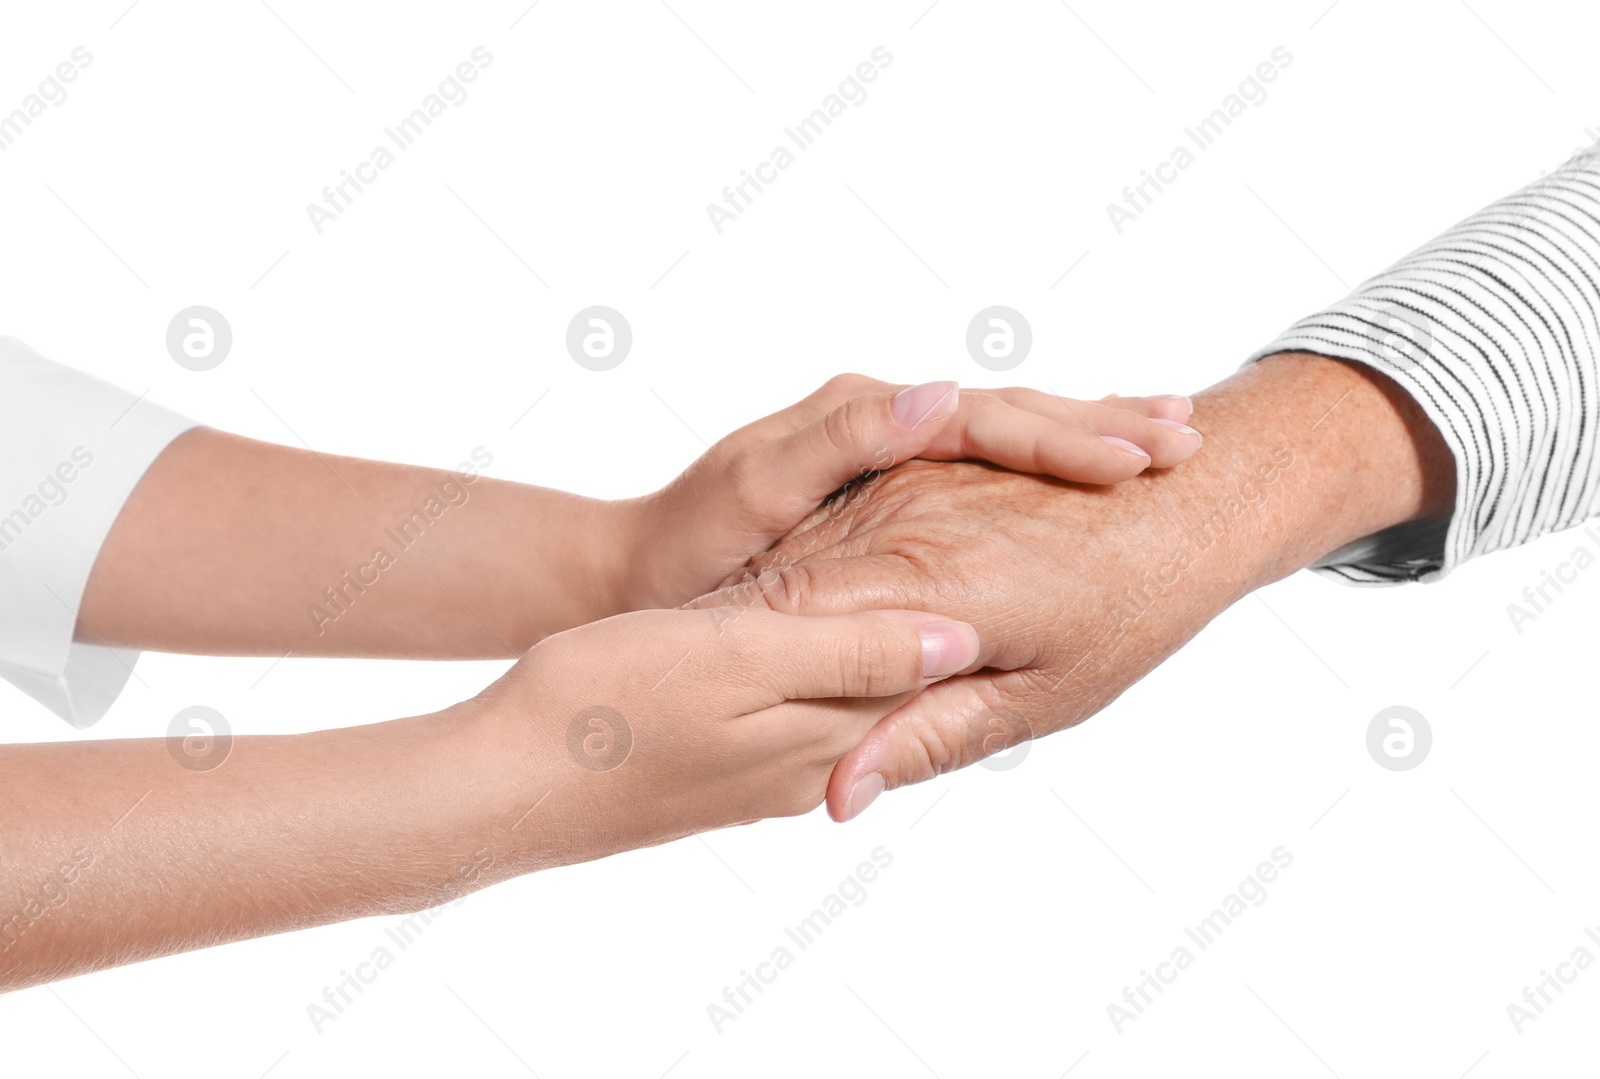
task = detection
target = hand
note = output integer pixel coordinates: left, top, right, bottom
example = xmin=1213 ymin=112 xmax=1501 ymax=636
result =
xmin=619 ymin=373 xmax=1202 ymax=610
xmin=71 ymin=374 xmax=1195 ymax=660
xmin=474 ymin=601 xmax=983 ymax=868
xmin=0 ymin=595 xmax=983 ymax=992
xmin=688 ymin=355 xmax=1455 ymax=820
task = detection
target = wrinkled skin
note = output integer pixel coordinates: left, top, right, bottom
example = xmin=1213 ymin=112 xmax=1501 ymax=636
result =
xmin=689 ymin=354 xmax=1456 ymax=820
xmin=705 ymin=458 xmax=1251 ymax=815
xmin=625 ymin=376 xmax=1197 ymax=612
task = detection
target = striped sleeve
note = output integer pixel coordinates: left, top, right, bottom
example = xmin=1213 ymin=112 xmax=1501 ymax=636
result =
xmin=1246 ymin=151 xmax=1600 ymax=585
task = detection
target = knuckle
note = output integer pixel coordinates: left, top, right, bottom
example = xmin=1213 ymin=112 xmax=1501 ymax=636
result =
xmin=815 ymin=372 xmax=871 ymax=404
xmin=846 ymin=630 xmax=901 ymax=696
xmin=752 ymin=561 xmax=811 ymax=614
xmin=995 ymin=386 xmax=1046 ymax=410
xmin=835 ymin=634 xmax=872 ymax=696
xmin=824 ymin=372 xmax=873 ymax=392
xmin=921 ymin=725 xmax=967 ymax=777
xmin=820 ymin=399 xmax=871 ymax=454
xmin=893 ymin=709 xmax=970 ymax=780
xmin=964 ymin=707 xmax=1035 ymax=764
xmin=960 ymin=388 xmax=1003 ymax=413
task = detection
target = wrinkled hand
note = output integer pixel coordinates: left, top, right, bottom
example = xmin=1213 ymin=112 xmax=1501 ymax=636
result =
xmin=687 ymin=356 xmax=1442 ymax=821
xmin=692 ymin=458 xmax=1250 ymax=819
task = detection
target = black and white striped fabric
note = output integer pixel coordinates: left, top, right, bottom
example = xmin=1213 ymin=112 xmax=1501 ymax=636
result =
xmin=1249 ymin=150 xmax=1600 ymax=585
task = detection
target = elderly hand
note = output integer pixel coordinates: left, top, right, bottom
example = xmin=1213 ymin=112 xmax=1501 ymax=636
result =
xmin=689 ymin=355 xmax=1456 ymax=820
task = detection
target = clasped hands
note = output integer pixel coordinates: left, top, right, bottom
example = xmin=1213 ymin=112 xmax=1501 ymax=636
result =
xmin=474 ymin=351 xmax=1454 ymax=879
xmin=469 ymin=373 xmax=1209 ymax=869
xmin=2 ymin=353 xmax=1447 ymax=990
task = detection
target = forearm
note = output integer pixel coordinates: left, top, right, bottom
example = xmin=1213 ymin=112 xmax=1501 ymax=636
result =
xmin=0 ymin=702 xmax=533 ymax=992
xmin=1174 ymin=351 xmax=1456 ymax=599
xmin=1005 ymin=350 xmax=1457 ymax=710
xmin=77 ymin=428 xmax=638 ymax=657
xmin=1245 ymin=152 xmax=1600 ymax=580
xmin=1 ymin=595 xmax=968 ymax=989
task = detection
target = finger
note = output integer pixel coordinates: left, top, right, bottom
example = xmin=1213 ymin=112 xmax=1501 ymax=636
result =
xmin=977 ymin=386 xmax=1174 ymax=425
xmin=824 ymin=670 xmax=1036 ymax=822
xmin=1089 ymin=406 xmax=1203 ymax=468
xmin=729 ymin=373 xmax=897 ymax=442
xmin=921 ymin=398 xmax=1153 ymax=482
xmin=1099 ymin=393 xmax=1194 ymax=423
xmin=688 ymin=553 xmax=1037 ymax=674
xmin=785 ymin=373 xmax=896 ymax=427
xmin=704 ymin=607 xmax=981 ymax=706
xmin=743 ymin=382 xmax=963 ymax=511
xmin=917 ymin=392 xmax=1201 ymax=477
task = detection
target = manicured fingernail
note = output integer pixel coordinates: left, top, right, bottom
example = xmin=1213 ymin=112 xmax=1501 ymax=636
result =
xmin=1152 ymin=418 xmax=1202 ymax=445
xmin=1100 ymin=435 xmax=1151 ymax=460
xmin=845 ymin=772 xmax=886 ymax=821
xmin=891 ymin=381 xmax=959 ymax=428
xmin=920 ymin=619 xmax=979 ymax=677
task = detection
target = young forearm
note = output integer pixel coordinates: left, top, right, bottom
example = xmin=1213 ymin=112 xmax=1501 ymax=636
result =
xmin=70 ymin=381 xmax=1203 ymax=662
xmin=1 ymin=599 xmax=972 ymax=991
xmin=0 ymin=702 xmax=536 ymax=992
xmin=77 ymin=428 xmax=635 ymax=657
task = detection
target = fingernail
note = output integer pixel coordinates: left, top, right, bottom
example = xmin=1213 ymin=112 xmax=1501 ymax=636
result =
xmin=891 ymin=381 xmax=959 ymax=428
xmin=1154 ymin=394 xmax=1193 ymax=415
xmin=1100 ymin=435 xmax=1151 ymax=460
xmin=1152 ymin=418 xmax=1202 ymax=445
xmin=920 ymin=619 xmax=979 ymax=678
xmin=845 ymin=772 xmax=886 ymax=821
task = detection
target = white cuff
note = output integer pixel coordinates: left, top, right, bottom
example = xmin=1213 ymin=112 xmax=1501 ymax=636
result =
xmin=0 ymin=336 xmax=199 ymax=728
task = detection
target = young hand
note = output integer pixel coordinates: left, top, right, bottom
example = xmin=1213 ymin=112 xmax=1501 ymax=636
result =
xmin=617 ymin=374 xmax=1201 ymax=610
xmin=472 ymin=601 xmax=987 ymax=868
xmin=0 ymin=587 xmax=986 ymax=989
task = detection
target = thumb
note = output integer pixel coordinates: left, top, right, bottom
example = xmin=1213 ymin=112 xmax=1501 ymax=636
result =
xmin=756 ymin=382 xmax=960 ymax=508
xmin=825 ymin=671 xmax=1036 ymax=822
xmin=689 ymin=556 xmax=1030 ymax=674
xmin=709 ymin=607 xmax=981 ymax=707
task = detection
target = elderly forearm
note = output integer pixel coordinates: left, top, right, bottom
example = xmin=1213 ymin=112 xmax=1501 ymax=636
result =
xmin=1176 ymin=351 xmax=1456 ymax=599
xmin=76 ymin=428 xmax=635 ymax=657
xmin=1248 ymin=152 xmax=1600 ymax=583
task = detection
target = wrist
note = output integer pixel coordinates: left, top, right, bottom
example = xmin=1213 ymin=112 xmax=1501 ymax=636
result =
xmin=600 ymin=494 xmax=654 ymax=612
xmin=1183 ymin=352 xmax=1455 ymax=594
xmin=556 ymin=494 xmax=648 ymax=624
xmin=444 ymin=693 xmax=584 ymax=879
xmin=456 ymin=662 xmax=656 ymax=878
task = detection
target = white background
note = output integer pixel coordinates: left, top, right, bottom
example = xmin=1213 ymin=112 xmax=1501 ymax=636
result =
xmin=2 ymin=0 xmax=1598 ymax=1075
